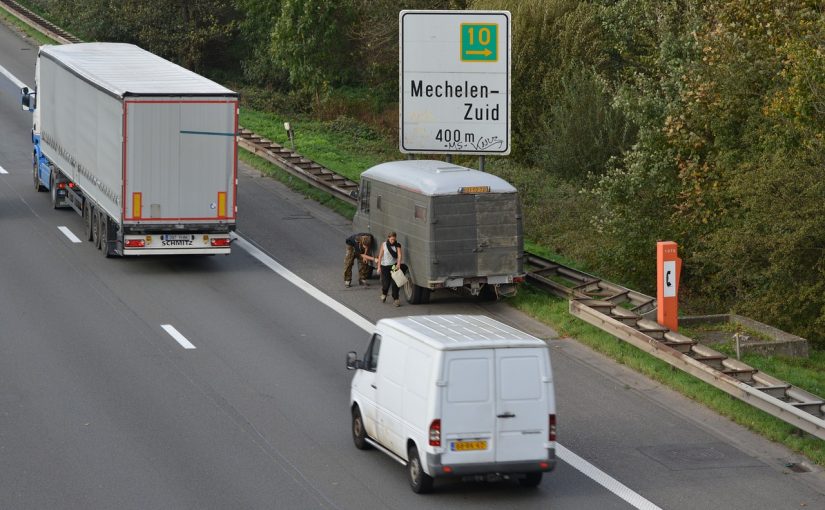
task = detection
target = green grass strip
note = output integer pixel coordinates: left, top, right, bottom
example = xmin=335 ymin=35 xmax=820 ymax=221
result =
xmin=0 ymin=5 xmax=58 ymax=45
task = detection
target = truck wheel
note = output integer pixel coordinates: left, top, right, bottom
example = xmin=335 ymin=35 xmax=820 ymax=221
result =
xmin=407 ymin=445 xmax=434 ymax=494
xmin=83 ymin=201 xmax=93 ymax=241
xmin=33 ymin=158 xmax=45 ymax=192
xmin=49 ymin=174 xmax=59 ymax=209
xmin=351 ymin=406 xmax=371 ymax=450
xmin=518 ymin=472 xmax=543 ymax=488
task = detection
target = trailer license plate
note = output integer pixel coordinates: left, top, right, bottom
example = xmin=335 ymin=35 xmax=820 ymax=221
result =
xmin=451 ymin=440 xmax=487 ymax=451
xmin=163 ymin=234 xmax=192 ymax=241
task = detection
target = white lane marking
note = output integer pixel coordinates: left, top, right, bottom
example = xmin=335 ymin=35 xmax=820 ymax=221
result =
xmin=57 ymin=226 xmax=82 ymax=243
xmin=233 ymin=234 xmax=374 ymax=332
xmin=234 ymin=233 xmax=662 ymax=510
xmin=557 ymin=444 xmax=662 ymax=510
xmin=161 ymin=324 xmax=197 ymax=350
xmin=0 ymin=165 xmax=8 ymax=174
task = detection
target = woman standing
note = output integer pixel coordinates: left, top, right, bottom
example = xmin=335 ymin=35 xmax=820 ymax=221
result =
xmin=376 ymin=231 xmax=403 ymax=307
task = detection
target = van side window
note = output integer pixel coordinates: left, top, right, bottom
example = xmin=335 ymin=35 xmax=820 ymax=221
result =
xmin=359 ymin=180 xmax=370 ymax=213
xmin=363 ymin=334 xmax=382 ymax=372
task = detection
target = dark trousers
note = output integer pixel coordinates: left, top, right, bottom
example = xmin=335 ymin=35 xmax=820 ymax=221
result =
xmin=380 ymin=265 xmax=399 ymax=299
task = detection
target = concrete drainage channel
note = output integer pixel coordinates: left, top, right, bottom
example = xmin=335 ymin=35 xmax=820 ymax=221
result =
xmin=4 ymin=0 xmax=823 ymax=442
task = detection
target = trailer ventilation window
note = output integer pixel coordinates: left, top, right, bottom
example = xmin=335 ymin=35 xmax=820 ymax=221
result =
xmin=360 ymin=180 xmax=370 ymax=212
xmin=376 ymin=195 xmax=382 ymax=211
xmin=415 ymin=204 xmax=427 ymax=221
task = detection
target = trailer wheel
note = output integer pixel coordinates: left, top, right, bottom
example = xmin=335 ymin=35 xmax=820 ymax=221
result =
xmin=91 ymin=208 xmax=100 ymax=248
xmin=33 ymin=157 xmax=45 ymax=192
xmin=403 ymin=277 xmax=431 ymax=305
xmin=83 ymin=201 xmax=93 ymax=241
xmin=99 ymin=213 xmax=113 ymax=257
xmin=96 ymin=212 xmax=106 ymax=250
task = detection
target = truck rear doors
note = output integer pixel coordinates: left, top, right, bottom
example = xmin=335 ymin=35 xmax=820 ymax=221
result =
xmin=123 ymin=99 xmax=237 ymax=223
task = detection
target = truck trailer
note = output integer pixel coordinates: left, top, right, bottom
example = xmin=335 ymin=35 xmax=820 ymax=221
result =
xmin=24 ymin=43 xmax=238 ymax=256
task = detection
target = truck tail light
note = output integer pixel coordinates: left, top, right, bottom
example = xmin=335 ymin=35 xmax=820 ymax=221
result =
xmin=125 ymin=239 xmax=145 ymax=248
xmin=549 ymin=414 xmax=556 ymax=442
xmin=57 ymin=182 xmax=66 ymax=189
xmin=513 ymin=275 xmax=525 ymax=283
xmin=211 ymin=238 xmax=231 ymax=247
xmin=429 ymin=419 xmax=441 ymax=446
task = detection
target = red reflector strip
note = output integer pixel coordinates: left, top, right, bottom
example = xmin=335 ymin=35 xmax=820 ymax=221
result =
xmin=125 ymin=239 xmax=145 ymax=248
xmin=443 ymin=466 xmax=453 ymax=473
xmin=539 ymin=462 xmax=549 ymax=469
xmin=210 ymin=238 xmax=231 ymax=247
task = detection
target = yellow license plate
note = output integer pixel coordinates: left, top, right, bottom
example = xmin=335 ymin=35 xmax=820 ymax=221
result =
xmin=451 ymin=440 xmax=488 ymax=451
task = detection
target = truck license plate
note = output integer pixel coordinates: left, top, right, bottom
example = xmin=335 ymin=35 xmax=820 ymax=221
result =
xmin=163 ymin=234 xmax=192 ymax=241
xmin=450 ymin=440 xmax=487 ymax=451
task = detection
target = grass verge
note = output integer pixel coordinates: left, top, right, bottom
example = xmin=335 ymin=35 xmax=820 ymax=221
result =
xmin=0 ymin=5 xmax=57 ymax=45
xmin=239 ymin=109 xmax=400 ymax=182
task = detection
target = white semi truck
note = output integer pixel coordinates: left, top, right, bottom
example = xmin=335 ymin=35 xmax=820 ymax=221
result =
xmin=24 ymin=43 xmax=238 ymax=256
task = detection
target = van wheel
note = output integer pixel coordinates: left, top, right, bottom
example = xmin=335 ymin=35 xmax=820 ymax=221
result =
xmin=518 ymin=472 xmax=543 ymax=488
xmin=351 ymin=407 xmax=370 ymax=450
xmin=407 ymin=445 xmax=434 ymax=494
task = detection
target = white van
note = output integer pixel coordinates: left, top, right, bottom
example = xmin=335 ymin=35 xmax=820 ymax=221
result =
xmin=346 ymin=315 xmax=556 ymax=493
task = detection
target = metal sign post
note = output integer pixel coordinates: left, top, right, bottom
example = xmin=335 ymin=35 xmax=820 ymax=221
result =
xmin=399 ymin=10 xmax=511 ymax=156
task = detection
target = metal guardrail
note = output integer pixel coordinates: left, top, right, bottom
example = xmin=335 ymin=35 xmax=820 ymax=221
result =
xmin=5 ymin=1 xmax=824 ymax=440
xmin=525 ymin=253 xmax=825 ymax=440
xmin=0 ymin=0 xmax=81 ymax=44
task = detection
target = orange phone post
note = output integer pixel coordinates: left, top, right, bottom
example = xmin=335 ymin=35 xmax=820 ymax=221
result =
xmin=656 ymin=241 xmax=682 ymax=331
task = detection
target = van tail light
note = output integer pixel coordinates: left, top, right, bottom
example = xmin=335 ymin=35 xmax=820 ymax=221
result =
xmin=549 ymin=414 xmax=557 ymax=442
xmin=429 ymin=419 xmax=441 ymax=446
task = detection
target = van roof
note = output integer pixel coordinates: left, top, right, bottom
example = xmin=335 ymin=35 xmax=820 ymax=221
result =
xmin=40 ymin=43 xmax=237 ymax=98
xmin=361 ymin=160 xmax=516 ymax=196
xmin=378 ymin=315 xmax=546 ymax=350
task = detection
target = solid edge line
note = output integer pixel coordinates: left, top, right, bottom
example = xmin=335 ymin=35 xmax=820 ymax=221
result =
xmin=556 ymin=444 xmax=662 ymax=510
xmin=57 ymin=226 xmax=82 ymax=243
xmin=234 ymin=234 xmax=374 ymax=333
xmin=235 ymin=233 xmax=661 ymax=510
xmin=161 ymin=324 xmax=197 ymax=350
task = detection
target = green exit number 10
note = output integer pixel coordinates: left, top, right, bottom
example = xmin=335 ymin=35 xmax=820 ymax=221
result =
xmin=461 ymin=23 xmax=498 ymax=62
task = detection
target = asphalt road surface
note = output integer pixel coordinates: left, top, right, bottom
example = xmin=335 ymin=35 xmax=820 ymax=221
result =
xmin=1 ymin=18 xmax=824 ymax=510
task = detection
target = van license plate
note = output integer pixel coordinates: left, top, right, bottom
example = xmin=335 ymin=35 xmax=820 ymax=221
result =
xmin=451 ymin=440 xmax=487 ymax=451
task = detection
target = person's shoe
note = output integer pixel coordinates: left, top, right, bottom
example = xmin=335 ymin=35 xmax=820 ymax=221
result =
xmin=380 ymin=294 xmax=387 ymax=302
xmin=394 ymin=299 xmax=401 ymax=307
xmin=345 ymin=281 xmax=351 ymax=288
xmin=359 ymin=279 xmax=368 ymax=286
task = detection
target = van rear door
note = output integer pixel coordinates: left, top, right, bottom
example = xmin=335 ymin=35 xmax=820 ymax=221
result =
xmin=494 ymin=348 xmax=549 ymax=462
xmin=440 ymin=351 xmax=496 ymax=466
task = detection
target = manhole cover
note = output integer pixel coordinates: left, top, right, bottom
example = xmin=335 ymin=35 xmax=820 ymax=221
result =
xmin=639 ymin=443 xmax=764 ymax=471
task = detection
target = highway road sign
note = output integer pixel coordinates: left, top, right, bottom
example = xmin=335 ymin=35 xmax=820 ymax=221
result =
xmin=400 ymin=10 xmax=511 ymax=155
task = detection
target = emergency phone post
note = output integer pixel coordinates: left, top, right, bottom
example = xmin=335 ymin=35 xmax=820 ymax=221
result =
xmin=656 ymin=241 xmax=681 ymax=331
